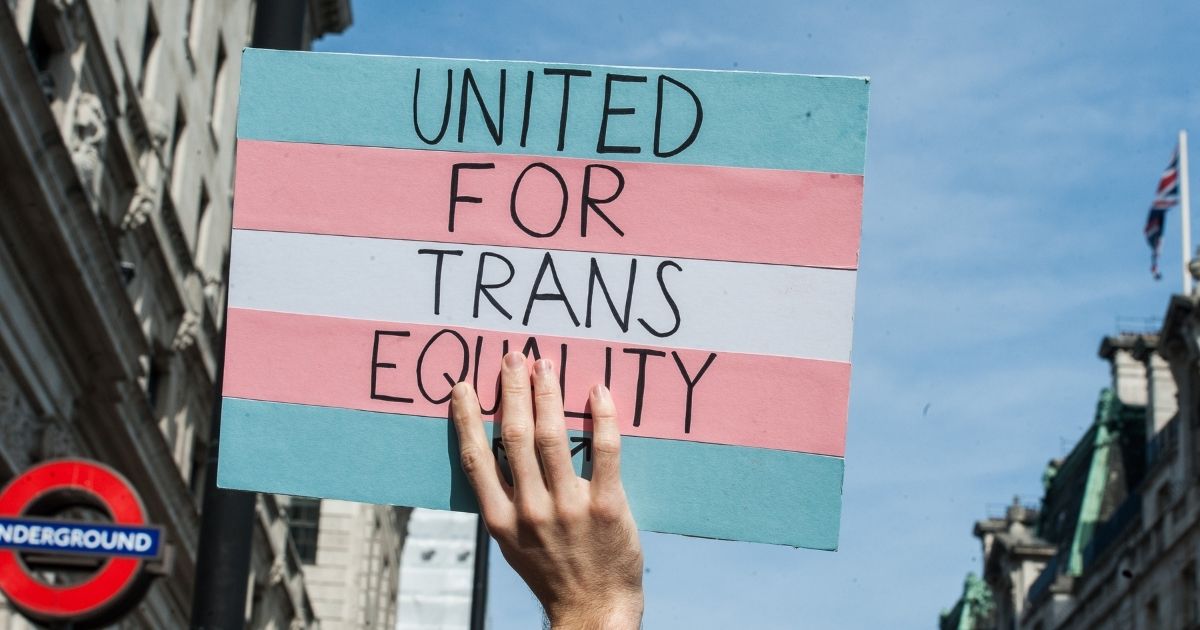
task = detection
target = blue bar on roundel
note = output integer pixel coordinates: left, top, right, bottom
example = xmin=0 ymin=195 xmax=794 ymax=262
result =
xmin=235 ymin=48 xmax=869 ymax=175
xmin=216 ymin=397 xmax=843 ymax=550
xmin=0 ymin=517 xmax=162 ymax=558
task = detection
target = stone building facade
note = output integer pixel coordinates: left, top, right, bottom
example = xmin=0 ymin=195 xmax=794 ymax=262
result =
xmin=285 ymin=498 xmax=409 ymax=630
xmin=942 ymin=291 xmax=1200 ymax=630
xmin=396 ymin=509 xmax=480 ymax=630
xmin=0 ymin=1 xmax=404 ymax=628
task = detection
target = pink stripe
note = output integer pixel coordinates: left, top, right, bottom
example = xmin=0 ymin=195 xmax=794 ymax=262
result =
xmin=233 ymin=140 xmax=862 ymax=269
xmin=223 ymin=308 xmax=849 ymax=456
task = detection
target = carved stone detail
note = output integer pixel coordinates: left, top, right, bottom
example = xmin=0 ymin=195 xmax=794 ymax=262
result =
xmin=142 ymin=99 xmax=170 ymax=156
xmin=122 ymin=185 xmax=156 ymax=231
xmin=172 ymin=310 xmax=200 ymax=351
xmin=202 ymin=273 xmax=222 ymax=301
xmin=51 ymin=0 xmax=87 ymax=51
xmin=268 ymin=554 xmax=286 ymax=586
xmin=0 ymin=361 xmax=42 ymax=471
xmin=50 ymin=0 xmax=78 ymax=14
xmin=37 ymin=416 xmax=77 ymax=460
xmin=70 ymin=91 xmax=108 ymax=201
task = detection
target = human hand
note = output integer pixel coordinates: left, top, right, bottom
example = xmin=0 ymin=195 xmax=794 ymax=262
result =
xmin=451 ymin=352 xmax=644 ymax=629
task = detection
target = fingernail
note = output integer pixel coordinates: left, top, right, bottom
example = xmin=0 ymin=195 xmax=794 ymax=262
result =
xmin=452 ymin=382 xmax=470 ymax=401
xmin=504 ymin=351 xmax=524 ymax=369
xmin=534 ymin=358 xmax=553 ymax=376
xmin=592 ymin=384 xmax=610 ymax=403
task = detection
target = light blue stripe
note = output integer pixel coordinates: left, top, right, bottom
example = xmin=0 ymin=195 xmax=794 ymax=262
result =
xmin=236 ymin=49 xmax=869 ymax=175
xmin=217 ymin=397 xmax=842 ymax=550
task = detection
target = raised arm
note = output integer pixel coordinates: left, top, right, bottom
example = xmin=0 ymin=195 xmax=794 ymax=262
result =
xmin=450 ymin=352 xmax=644 ymax=629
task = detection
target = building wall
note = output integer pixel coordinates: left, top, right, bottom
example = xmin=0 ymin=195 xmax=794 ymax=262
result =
xmin=0 ymin=0 xmax=258 ymax=625
xmin=946 ymin=308 xmax=1200 ymax=630
xmin=0 ymin=0 xmax=350 ymax=627
xmin=397 ymin=510 xmax=480 ymax=630
xmin=1038 ymin=319 xmax=1200 ymax=630
xmin=286 ymin=499 xmax=409 ymax=630
xmin=1146 ymin=353 xmax=1178 ymax=435
xmin=1111 ymin=345 xmax=1150 ymax=407
xmin=1023 ymin=485 xmax=1200 ymax=630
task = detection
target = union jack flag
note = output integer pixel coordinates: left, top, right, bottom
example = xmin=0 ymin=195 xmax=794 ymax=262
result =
xmin=1144 ymin=144 xmax=1182 ymax=280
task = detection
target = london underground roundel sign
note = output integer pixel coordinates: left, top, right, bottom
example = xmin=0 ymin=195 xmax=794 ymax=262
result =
xmin=0 ymin=459 xmax=162 ymax=625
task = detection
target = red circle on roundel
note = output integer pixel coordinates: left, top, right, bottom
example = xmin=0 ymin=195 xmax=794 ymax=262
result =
xmin=0 ymin=459 xmax=148 ymax=620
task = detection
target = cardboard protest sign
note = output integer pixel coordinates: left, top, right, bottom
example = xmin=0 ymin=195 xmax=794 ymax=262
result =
xmin=218 ymin=49 xmax=869 ymax=549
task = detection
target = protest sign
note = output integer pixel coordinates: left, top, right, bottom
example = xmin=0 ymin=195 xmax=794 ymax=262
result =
xmin=218 ymin=49 xmax=869 ymax=549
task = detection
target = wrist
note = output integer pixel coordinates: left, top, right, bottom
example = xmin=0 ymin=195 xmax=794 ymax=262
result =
xmin=548 ymin=593 xmax=644 ymax=630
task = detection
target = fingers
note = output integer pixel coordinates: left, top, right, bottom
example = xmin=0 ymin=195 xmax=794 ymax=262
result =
xmin=498 ymin=352 xmax=545 ymax=496
xmin=531 ymin=359 xmax=576 ymax=496
xmin=450 ymin=382 xmax=512 ymax=523
xmin=588 ymin=384 xmax=624 ymax=496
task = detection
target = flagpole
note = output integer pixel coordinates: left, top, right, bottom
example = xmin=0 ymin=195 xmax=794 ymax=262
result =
xmin=1181 ymin=129 xmax=1193 ymax=294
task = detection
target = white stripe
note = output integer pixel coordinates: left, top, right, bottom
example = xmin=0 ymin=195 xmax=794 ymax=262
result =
xmin=228 ymin=230 xmax=856 ymax=361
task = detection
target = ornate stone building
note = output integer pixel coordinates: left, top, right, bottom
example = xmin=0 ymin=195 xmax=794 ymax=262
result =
xmin=942 ymin=290 xmax=1200 ymax=629
xmin=0 ymin=1 xmax=404 ymax=628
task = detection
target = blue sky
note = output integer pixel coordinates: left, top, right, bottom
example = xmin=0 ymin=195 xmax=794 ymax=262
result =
xmin=315 ymin=1 xmax=1200 ymax=627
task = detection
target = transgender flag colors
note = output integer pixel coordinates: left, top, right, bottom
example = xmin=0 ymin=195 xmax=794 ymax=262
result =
xmin=1145 ymin=144 xmax=1182 ymax=280
xmin=218 ymin=49 xmax=870 ymax=549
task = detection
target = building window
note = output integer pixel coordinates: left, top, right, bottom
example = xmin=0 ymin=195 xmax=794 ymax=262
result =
xmin=170 ymin=102 xmax=188 ymax=198
xmin=26 ymin=2 xmax=65 ymax=101
xmin=1183 ymin=564 xmax=1199 ymax=627
xmin=189 ymin=432 xmax=207 ymax=506
xmin=287 ymin=498 xmax=321 ymax=565
xmin=138 ymin=7 xmax=160 ymax=96
xmin=186 ymin=0 xmax=205 ymax=62
xmin=1157 ymin=482 xmax=1172 ymax=519
xmin=27 ymin=4 xmax=57 ymax=72
xmin=194 ymin=182 xmax=211 ymax=258
xmin=145 ymin=357 xmax=162 ymax=410
xmin=210 ymin=38 xmax=228 ymax=140
xmin=160 ymin=193 xmax=194 ymax=274
xmin=26 ymin=14 xmax=54 ymax=72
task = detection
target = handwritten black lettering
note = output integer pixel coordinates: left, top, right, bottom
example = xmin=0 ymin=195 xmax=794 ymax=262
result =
xmin=473 ymin=252 xmax=515 ymax=320
xmin=416 ymin=328 xmax=469 ymax=404
xmin=523 ymin=252 xmax=580 ymax=327
xmin=638 ymin=260 xmax=683 ymax=337
xmin=447 ymin=162 xmax=495 ymax=233
xmin=653 ymin=75 xmax=703 ymax=158
xmin=417 ymin=248 xmax=463 ymax=315
xmin=458 ymin=68 xmax=506 ymax=145
xmin=622 ymin=347 xmax=666 ymax=427
xmin=371 ymin=330 xmax=414 ymax=403
xmin=581 ymin=164 xmax=626 ymax=237
xmin=672 ymin=351 xmax=716 ymax=433
xmin=597 ymin=73 xmax=647 ymax=154
xmin=510 ymin=162 xmax=569 ymax=238
xmin=413 ymin=68 xmax=453 ymax=145
xmin=586 ymin=257 xmax=636 ymax=332
xmin=543 ymin=68 xmax=592 ymax=151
